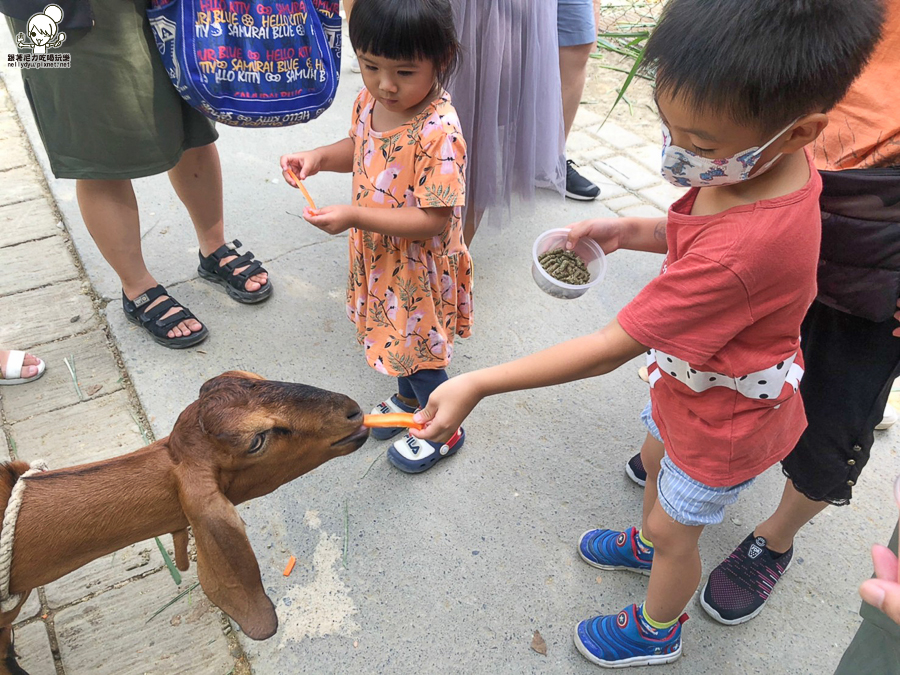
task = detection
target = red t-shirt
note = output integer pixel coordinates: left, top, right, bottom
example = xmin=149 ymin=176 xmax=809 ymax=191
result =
xmin=618 ymin=153 xmax=822 ymax=487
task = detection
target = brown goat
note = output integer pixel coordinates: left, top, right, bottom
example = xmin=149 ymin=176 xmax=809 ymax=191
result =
xmin=0 ymin=371 xmax=369 ymax=675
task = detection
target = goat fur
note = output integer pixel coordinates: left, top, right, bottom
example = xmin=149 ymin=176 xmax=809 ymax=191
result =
xmin=0 ymin=371 xmax=368 ymax=673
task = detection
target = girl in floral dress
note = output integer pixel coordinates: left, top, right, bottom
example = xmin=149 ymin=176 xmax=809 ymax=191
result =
xmin=280 ymin=0 xmax=472 ymax=473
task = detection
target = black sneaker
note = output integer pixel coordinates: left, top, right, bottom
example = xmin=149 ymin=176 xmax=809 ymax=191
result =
xmin=565 ymin=160 xmax=601 ymax=201
xmin=625 ymin=452 xmax=647 ymax=487
xmin=700 ymin=533 xmax=793 ymax=625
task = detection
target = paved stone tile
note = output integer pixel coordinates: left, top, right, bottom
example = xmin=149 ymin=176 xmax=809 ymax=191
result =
xmin=0 ymin=111 xmax=23 ymax=142
xmin=0 ymin=165 xmax=44 ymax=206
xmin=10 ymin=390 xmax=146 ymax=468
xmin=54 ymin=570 xmax=233 ymax=675
xmin=0 ymin=280 xmax=98 ymax=347
xmin=629 ymin=144 xmax=665 ymax=173
xmin=591 ymin=121 xmax=644 ymax=149
xmin=16 ymin=590 xmax=42 ymax=622
xmin=1 ymin=431 xmax=9 ymax=462
xmin=594 ymin=155 xmax=661 ymax=190
xmin=0 ymin=135 xmax=30 ymax=172
xmin=640 ymin=183 xmax=687 ymax=211
xmin=3 ymin=331 xmax=125 ymax=423
xmin=603 ymin=195 xmax=643 ymax=212
xmin=45 ymin=537 xmax=179 ymax=608
xmin=0 ymin=199 xmax=58 ymax=248
xmin=579 ymin=145 xmax=614 ymax=163
xmin=573 ymin=107 xmax=604 ymax=130
xmin=0 ymin=84 xmax=12 ymax=111
xmin=0 ymin=236 xmax=76 ymax=297
xmin=589 ymin=173 xmax=628 ymax=200
xmin=13 ymin=621 xmax=56 ymax=675
xmin=618 ymin=204 xmax=667 ymax=218
xmin=565 ymin=129 xmax=602 ymax=156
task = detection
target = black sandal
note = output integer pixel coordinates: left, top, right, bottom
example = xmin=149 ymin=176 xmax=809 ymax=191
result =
xmin=122 ymin=285 xmax=209 ymax=349
xmin=198 ymin=240 xmax=273 ymax=304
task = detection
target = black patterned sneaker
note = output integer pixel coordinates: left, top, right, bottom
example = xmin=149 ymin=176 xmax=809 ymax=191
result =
xmin=565 ymin=160 xmax=601 ymax=201
xmin=700 ymin=533 xmax=793 ymax=625
xmin=625 ymin=452 xmax=647 ymax=487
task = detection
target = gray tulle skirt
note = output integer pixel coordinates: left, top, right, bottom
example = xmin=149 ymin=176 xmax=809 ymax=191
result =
xmin=448 ymin=0 xmax=566 ymax=229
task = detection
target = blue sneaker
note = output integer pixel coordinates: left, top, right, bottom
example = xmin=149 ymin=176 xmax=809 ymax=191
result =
xmin=578 ymin=526 xmax=653 ymax=575
xmin=387 ymin=427 xmax=465 ymax=473
xmin=369 ymin=395 xmax=417 ymax=441
xmin=575 ymin=604 xmax=686 ymax=668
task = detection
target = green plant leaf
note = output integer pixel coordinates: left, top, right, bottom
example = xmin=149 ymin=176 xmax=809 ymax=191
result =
xmin=602 ymin=41 xmax=648 ymax=126
xmin=146 ymin=581 xmax=200 ymax=623
xmin=155 ymin=536 xmax=182 ymax=586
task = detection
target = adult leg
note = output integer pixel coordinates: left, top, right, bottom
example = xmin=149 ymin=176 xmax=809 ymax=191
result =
xmin=76 ymin=179 xmax=202 ymax=338
xmin=167 ymin=144 xmax=267 ymax=291
xmin=753 ymin=480 xmax=829 ymax=554
xmin=558 ymin=1 xmax=600 ymax=201
xmin=703 ymin=301 xmax=900 ymax=624
xmin=0 ymin=351 xmax=41 ymax=380
xmin=559 ymin=43 xmax=594 ymax=141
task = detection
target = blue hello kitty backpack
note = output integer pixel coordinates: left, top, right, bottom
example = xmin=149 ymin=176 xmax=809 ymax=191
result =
xmin=147 ymin=0 xmax=341 ymax=127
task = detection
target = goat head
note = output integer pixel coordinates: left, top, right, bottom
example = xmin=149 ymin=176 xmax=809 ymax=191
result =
xmin=166 ymin=371 xmax=368 ymax=640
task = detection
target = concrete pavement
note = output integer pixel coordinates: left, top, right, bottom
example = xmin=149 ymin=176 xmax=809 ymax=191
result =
xmin=2 ymin=27 xmax=900 ymax=674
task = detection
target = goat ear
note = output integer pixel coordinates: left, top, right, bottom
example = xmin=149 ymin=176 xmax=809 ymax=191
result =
xmin=176 ymin=469 xmax=277 ymax=640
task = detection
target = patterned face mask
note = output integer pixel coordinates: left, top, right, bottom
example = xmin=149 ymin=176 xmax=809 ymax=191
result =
xmin=659 ymin=119 xmax=797 ymax=188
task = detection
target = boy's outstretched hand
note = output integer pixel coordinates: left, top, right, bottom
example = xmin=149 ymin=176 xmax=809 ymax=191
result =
xmin=411 ymin=373 xmax=482 ymax=443
xmin=303 ymin=205 xmax=357 ymax=235
xmin=859 ymin=542 xmax=900 ymax=624
xmin=281 ymin=150 xmax=322 ymax=185
xmin=565 ymin=218 xmax=626 ymax=254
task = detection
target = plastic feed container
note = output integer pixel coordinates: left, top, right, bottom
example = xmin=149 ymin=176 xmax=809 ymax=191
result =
xmin=531 ymin=229 xmax=607 ymax=299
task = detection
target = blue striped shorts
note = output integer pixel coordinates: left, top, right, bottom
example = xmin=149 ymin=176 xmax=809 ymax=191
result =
xmin=640 ymin=400 xmax=754 ymax=527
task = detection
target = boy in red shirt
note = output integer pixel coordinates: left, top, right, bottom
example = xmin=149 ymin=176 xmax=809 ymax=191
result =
xmin=410 ymin=0 xmax=885 ymax=667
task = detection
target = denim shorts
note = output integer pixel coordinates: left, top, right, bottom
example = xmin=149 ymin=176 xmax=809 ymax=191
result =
xmin=558 ymin=0 xmax=597 ymax=47
xmin=641 ymin=400 xmax=754 ymax=526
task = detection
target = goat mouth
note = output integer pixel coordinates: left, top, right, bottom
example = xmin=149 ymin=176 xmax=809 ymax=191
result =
xmin=333 ymin=425 xmax=369 ymax=449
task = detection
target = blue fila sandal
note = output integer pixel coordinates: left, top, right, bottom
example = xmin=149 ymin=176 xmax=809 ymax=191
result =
xmin=387 ymin=428 xmax=465 ymax=473
xmin=369 ymin=395 xmax=418 ymax=441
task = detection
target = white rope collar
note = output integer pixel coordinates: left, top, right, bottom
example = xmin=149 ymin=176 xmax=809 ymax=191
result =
xmin=0 ymin=460 xmax=48 ymax=612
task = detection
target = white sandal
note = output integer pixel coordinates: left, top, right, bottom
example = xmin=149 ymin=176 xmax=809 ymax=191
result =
xmin=0 ymin=350 xmax=46 ymax=385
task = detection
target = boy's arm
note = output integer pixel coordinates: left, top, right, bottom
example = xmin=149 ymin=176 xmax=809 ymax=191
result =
xmin=413 ymin=319 xmax=648 ymax=442
xmin=567 ymin=216 xmax=668 ymax=255
xmin=304 ymin=205 xmax=453 ymax=238
xmin=622 ymin=216 xmax=669 ymax=254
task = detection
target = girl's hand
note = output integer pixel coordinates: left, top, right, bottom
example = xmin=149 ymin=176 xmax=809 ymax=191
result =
xmin=565 ymin=218 xmax=625 ymax=255
xmin=281 ymin=150 xmax=322 ymax=184
xmin=410 ymin=374 xmax=483 ymax=443
xmin=303 ymin=205 xmax=357 ymax=235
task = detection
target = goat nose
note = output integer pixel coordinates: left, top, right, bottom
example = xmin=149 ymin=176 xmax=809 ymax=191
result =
xmin=346 ymin=403 xmax=363 ymax=422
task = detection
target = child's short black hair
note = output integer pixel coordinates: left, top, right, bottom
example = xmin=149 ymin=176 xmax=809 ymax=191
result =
xmin=349 ymin=0 xmax=460 ymax=88
xmin=643 ymin=0 xmax=885 ymax=132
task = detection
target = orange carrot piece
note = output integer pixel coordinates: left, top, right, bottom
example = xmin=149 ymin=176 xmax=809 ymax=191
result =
xmin=283 ymin=555 xmax=296 ymax=577
xmin=286 ymin=168 xmax=318 ymax=210
xmin=362 ymin=413 xmax=424 ymax=430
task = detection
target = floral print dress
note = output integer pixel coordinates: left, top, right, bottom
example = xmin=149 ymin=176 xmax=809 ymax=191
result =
xmin=346 ymin=89 xmax=473 ymax=377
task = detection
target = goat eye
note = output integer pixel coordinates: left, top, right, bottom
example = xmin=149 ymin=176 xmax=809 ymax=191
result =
xmin=248 ymin=432 xmax=266 ymax=454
